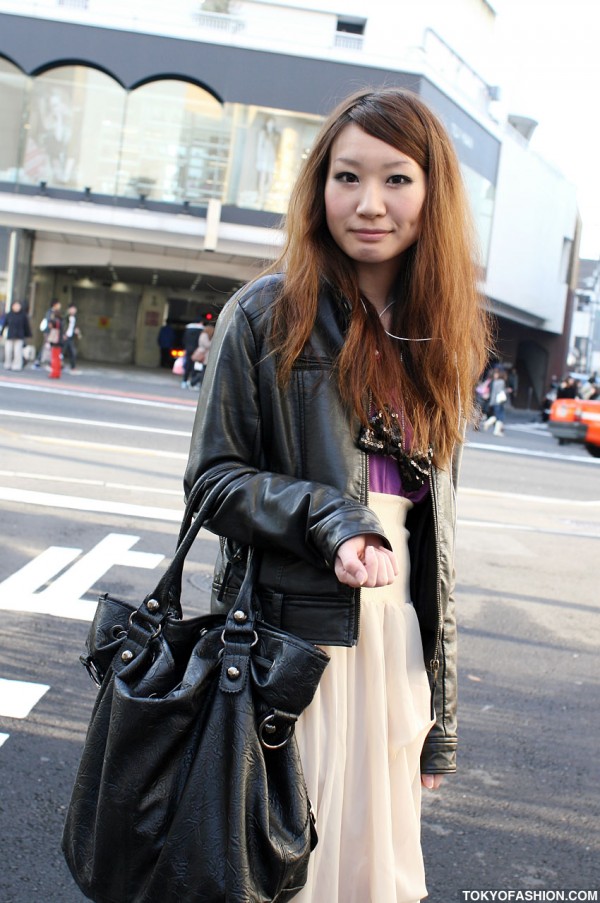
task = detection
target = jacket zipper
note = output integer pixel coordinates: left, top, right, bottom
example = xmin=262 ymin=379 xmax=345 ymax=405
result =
xmin=428 ymin=471 xmax=442 ymax=717
xmin=354 ymin=449 xmax=370 ymax=642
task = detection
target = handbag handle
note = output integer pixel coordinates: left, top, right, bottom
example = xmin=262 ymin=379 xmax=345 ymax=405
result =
xmin=148 ymin=475 xmax=230 ymax=618
xmin=142 ymin=476 xmax=260 ymax=624
xmin=116 ymin=475 xmax=262 ymax=681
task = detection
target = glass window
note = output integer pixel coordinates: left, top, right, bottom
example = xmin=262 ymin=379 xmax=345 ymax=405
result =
xmin=461 ymin=163 xmax=495 ymax=269
xmin=0 ymin=58 xmax=30 ymax=184
xmin=226 ymin=105 xmax=322 ymax=213
xmin=117 ymin=80 xmax=228 ymax=204
xmin=20 ymin=65 xmax=124 ymax=193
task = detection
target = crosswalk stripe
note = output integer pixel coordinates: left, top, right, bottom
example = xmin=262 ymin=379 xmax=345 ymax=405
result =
xmin=0 ymin=677 xmax=50 ymax=719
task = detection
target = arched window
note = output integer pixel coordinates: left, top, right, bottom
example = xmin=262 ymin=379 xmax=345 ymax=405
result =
xmin=117 ymin=80 xmax=227 ymax=204
xmin=0 ymin=57 xmax=30 ymax=184
xmin=21 ymin=65 xmax=124 ymax=193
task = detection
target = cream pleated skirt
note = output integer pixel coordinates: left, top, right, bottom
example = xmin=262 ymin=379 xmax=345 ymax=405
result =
xmin=294 ymin=492 xmax=435 ymax=903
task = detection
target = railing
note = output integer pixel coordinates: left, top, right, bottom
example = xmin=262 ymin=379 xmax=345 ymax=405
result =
xmin=0 ymin=1 xmax=245 ymax=37
xmin=191 ymin=10 xmax=245 ymax=34
xmin=423 ymin=28 xmax=491 ymax=112
xmin=334 ymin=32 xmax=363 ymax=51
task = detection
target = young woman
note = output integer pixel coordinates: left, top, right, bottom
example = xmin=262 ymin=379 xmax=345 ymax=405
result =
xmin=184 ymin=87 xmax=490 ymax=902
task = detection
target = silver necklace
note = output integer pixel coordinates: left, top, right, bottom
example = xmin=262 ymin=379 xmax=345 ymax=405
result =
xmin=361 ymin=298 xmax=434 ymax=342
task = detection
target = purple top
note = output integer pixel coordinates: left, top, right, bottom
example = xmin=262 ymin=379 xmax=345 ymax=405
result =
xmin=369 ymin=454 xmax=430 ymax=503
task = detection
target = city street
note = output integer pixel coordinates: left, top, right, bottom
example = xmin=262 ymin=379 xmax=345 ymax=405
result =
xmin=0 ymin=366 xmax=598 ymax=902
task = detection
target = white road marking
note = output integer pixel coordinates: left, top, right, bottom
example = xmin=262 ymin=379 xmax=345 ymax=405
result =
xmin=0 ymin=469 xmax=181 ymax=496
xmin=459 ymin=486 xmax=600 ymax=506
xmin=0 ymin=733 xmax=9 ymax=747
xmin=0 ymin=409 xmax=192 ymax=437
xmin=0 ymin=534 xmax=164 ymax=620
xmin=0 ymin=484 xmax=219 ymax=533
xmin=0 ymin=678 xmax=49 ymax=718
xmin=504 ymin=423 xmax=553 ymax=437
xmin=0 ymin=485 xmax=184 ymax=521
xmin=458 ymin=517 xmax=600 ymax=540
xmin=19 ymin=435 xmax=188 ymax=460
xmin=0 ymin=380 xmax=194 ymax=410
xmin=466 ymin=440 xmax=600 ymax=464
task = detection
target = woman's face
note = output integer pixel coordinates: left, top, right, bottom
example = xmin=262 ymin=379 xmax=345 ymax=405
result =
xmin=324 ymin=123 xmax=427 ymax=275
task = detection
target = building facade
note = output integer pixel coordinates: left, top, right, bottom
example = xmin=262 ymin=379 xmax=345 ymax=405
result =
xmin=0 ymin=0 xmax=579 ymax=404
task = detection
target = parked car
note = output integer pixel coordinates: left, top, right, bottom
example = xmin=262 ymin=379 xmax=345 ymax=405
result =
xmin=548 ymin=398 xmax=600 ymax=458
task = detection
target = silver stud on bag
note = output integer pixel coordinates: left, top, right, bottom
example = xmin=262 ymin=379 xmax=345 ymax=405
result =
xmin=146 ymin=599 xmax=159 ymax=612
xmin=121 ymin=650 xmax=134 ymax=663
xmin=233 ymin=610 xmax=247 ymax=623
xmin=227 ymin=666 xmax=240 ymax=680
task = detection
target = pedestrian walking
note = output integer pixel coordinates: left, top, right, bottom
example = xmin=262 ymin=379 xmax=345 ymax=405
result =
xmin=2 ymin=301 xmax=32 ymax=371
xmin=189 ymin=323 xmax=214 ymax=388
xmin=47 ymin=301 xmax=63 ymax=379
xmin=184 ymin=87 xmax=491 ymax=902
xmin=482 ymin=367 xmax=508 ymax=435
xmin=180 ymin=320 xmax=204 ymax=388
xmin=62 ymin=304 xmax=82 ymax=372
xmin=33 ymin=299 xmax=60 ymax=369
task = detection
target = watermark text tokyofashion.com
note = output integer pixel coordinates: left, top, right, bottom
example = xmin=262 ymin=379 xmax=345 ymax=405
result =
xmin=461 ymin=893 xmax=598 ymax=902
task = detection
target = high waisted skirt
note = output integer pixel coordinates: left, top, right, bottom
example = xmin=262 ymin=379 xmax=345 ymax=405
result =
xmin=294 ymin=492 xmax=435 ymax=903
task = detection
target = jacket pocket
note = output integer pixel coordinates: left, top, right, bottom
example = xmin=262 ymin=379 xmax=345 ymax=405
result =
xmin=259 ymin=589 xmax=357 ymax=647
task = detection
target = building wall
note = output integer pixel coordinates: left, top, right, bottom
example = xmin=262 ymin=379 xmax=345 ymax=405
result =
xmin=486 ymin=130 xmax=577 ymax=334
xmin=0 ymin=3 xmax=580 ymax=385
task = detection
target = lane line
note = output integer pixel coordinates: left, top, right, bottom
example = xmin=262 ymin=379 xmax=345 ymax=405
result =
xmin=0 ymin=409 xmax=192 ymax=437
xmin=458 ymin=518 xmax=600 ymax=540
xmin=0 ymin=469 xmax=182 ymax=495
xmin=0 ymin=486 xmax=218 ymax=541
xmin=19 ymin=434 xmax=188 ymax=459
xmin=0 ymin=733 xmax=9 ymax=747
xmin=0 ymin=678 xmax=50 ymax=719
xmin=0 ymin=486 xmax=183 ymax=521
xmin=466 ymin=440 xmax=600 ymax=464
xmin=0 ymin=378 xmax=197 ymax=409
xmin=459 ymin=486 xmax=600 ymax=506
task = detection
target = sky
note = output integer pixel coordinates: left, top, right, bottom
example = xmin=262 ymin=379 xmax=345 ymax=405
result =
xmin=493 ymin=0 xmax=600 ymax=260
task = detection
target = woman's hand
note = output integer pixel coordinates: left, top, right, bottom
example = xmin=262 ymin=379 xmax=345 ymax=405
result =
xmin=421 ymin=774 xmax=444 ymax=791
xmin=334 ymin=534 xmax=399 ymax=587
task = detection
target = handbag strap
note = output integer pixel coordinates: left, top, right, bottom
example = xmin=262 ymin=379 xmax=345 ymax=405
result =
xmin=129 ymin=474 xmax=258 ymax=628
xmin=150 ymin=475 xmax=230 ymax=617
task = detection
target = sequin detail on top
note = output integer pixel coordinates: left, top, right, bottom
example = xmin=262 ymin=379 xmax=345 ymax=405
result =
xmin=357 ymin=408 xmax=433 ymax=492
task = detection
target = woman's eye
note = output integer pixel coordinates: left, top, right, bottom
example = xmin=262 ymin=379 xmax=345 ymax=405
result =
xmin=388 ymin=174 xmax=411 ymax=185
xmin=334 ymin=171 xmax=358 ymax=183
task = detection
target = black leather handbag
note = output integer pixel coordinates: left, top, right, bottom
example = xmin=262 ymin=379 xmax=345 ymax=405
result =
xmin=62 ymin=479 xmax=330 ymax=903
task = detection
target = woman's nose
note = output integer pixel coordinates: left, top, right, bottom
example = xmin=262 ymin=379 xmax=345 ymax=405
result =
xmin=356 ymin=182 xmax=386 ymax=217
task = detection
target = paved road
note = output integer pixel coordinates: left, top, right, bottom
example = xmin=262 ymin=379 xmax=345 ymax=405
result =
xmin=0 ymin=366 xmax=598 ymax=902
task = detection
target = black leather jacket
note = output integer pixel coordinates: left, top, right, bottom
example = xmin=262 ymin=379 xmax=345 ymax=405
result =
xmin=184 ymin=275 xmax=459 ymax=774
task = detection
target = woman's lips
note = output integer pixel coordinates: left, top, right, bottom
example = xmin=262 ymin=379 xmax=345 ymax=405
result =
xmin=351 ymin=229 xmax=390 ymax=241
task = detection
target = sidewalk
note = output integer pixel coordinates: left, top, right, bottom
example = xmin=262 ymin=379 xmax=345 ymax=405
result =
xmin=1 ymin=361 xmax=195 ymax=405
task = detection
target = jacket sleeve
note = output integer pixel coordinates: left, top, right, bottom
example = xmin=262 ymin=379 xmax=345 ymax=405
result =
xmin=184 ymin=293 xmax=389 ymax=570
xmin=420 ymin=433 xmax=464 ymax=774
xmin=420 ymin=589 xmax=458 ymax=773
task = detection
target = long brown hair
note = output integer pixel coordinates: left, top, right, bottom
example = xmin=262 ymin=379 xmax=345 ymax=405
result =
xmin=266 ymin=87 xmax=492 ymax=468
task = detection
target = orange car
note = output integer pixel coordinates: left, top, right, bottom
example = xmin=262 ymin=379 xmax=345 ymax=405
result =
xmin=548 ymin=398 xmax=600 ymax=458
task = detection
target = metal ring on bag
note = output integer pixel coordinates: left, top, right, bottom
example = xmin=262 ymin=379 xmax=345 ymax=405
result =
xmin=258 ymin=713 xmax=295 ymax=750
xmin=80 ymin=654 xmax=104 ymax=688
xmin=128 ymin=610 xmax=162 ymax=640
xmin=220 ymin=628 xmax=259 ymax=647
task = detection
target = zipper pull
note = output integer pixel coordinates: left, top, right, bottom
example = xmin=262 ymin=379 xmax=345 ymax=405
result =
xmin=429 ymin=658 xmax=440 ymax=721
